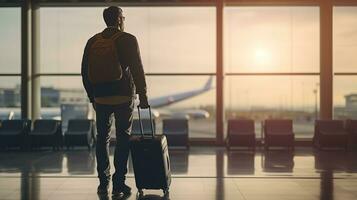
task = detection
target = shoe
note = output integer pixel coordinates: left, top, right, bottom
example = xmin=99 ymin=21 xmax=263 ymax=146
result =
xmin=112 ymin=183 xmax=132 ymax=196
xmin=97 ymin=184 xmax=109 ymax=195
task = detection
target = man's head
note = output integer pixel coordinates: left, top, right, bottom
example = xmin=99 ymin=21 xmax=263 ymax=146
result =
xmin=103 ymin=6 xmax=125 ymax=31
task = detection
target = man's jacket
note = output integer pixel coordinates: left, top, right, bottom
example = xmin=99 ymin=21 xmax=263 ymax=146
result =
xmin=81 ymin=27 xmax=147 ymax=103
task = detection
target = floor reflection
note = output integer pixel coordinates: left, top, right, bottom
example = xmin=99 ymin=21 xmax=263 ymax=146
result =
xmin=320 ymin=170 xmax=333 ymax=200
xmin=261 ymin=150 xmax=294 ymax=173
xmin=32 ymin=152 xmax=63 ymax=174
xmin=1 ymin=148 xmax=357 ymax=177
xmin=136 ymin=194 xmax=169 ymax=200
xmin=226 ymin=151 xmax=255 ymax=175
xmin=0 ymin=147 xmax=357 ymax=200
xmin=66 ymin=151 xmax=95 ymax=175
xmin=315 ymin=151 xmax=348 ymax=172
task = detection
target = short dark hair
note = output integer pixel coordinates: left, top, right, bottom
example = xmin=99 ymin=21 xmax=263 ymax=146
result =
xmin=103 ymin=6 xmax=123 ymax=27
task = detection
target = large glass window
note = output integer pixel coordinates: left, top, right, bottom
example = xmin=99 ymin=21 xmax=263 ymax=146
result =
xmin=224 ymin=7 xmax=320 ymax=139
xmin=147 ymin=76 xmax=216 ymax=138
xmin=224 ymin=7 xmax=320 ymax=73
xmin=225 ymin=76 xmax=319 ymax=138
xmin=0 ymin=8 xmax=21 ymax=74
xmin=333 ymin=7 xmax=357 ymax=119
xmin=0 ymin=77 xmax=21 ymax=120
xmin=0 ymin=8 xmax=21 ymax=120
xmin=40 ymin=7 xmax=215 ymax=73
xmin=39 ymin=7 xmax=216 ymax=139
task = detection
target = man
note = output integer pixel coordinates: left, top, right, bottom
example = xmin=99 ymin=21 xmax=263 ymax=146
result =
xmin=81 ymin=6 xmax=149 ymax=197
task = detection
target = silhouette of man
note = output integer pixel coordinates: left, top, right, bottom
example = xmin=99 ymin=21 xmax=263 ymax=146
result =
xmin=81 ymin=6 xmax=148 ymax=197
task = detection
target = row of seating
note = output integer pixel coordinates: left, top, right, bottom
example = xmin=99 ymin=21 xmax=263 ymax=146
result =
xmin=227 ymin=119 xmax=357 ymax=150
xmin=227 ymin=119 xmax=294 ymax=150
xmin=132 ymin=118 xmax=189 ymax=149
xmin=0 ymin=119 xmax=95 ymax=150
xmin=2 ymin=118 xmax=356 ymax=151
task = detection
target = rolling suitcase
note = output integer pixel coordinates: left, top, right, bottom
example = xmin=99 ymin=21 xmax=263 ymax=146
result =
xmin=129 ymin=106 xmax=171 ymax=197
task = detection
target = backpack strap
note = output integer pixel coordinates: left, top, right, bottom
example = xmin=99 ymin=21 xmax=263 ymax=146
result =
xmin=110 ymin=31 xmax=123 ymax=41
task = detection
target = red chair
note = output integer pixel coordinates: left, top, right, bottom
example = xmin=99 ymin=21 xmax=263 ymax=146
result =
xmin=314 ymin=120 xmax=348 ymax=150
xmin=263 ymin=119 xmax=294 ymax=150
xmin=346 ymin=120 xmax=357 ymax=148
xmin=226 ymin=119 xmax=255 ymax=150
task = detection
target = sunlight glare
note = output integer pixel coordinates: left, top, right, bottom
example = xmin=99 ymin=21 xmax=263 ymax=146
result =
xmin=254 ymin=48 xmax=271 ymax=68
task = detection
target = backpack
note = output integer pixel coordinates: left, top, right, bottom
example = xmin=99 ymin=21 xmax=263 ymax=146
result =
xmin=88 ymin=32 xmax=123 ymax=84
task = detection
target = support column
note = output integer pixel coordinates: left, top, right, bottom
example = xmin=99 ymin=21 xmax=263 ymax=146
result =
xmin=320 ymin=1 xmax=333 ymax=120
xmin=216 ymin=0 xmax=224 ymax=145
xmin=21 ymin=1 xmax=30 ymax=119
xmin=31 ymin=3 xmax=41 ymax=120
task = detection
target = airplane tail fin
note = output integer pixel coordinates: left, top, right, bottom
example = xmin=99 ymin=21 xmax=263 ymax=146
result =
xmin=203 ymin=76 xmax=213 ymax=91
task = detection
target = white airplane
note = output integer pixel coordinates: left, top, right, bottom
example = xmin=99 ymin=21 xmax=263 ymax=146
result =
xmin=148 ymin=76 xmax=213 ymax=108
xmin=0 ymin=77 xmax=214 ymax=120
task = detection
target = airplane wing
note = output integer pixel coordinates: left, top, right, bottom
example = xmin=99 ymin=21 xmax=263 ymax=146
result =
xmin=148 ymin=76 xmax=214 ymax=108
xmin=156 ymin=109 xmax=210 ymax=119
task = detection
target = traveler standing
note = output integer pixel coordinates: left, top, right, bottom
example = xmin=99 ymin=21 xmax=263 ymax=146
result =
xmin=81 ymin=6 xmax=149 ymax=198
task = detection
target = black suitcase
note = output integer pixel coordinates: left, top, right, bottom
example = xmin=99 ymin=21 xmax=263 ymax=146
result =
xmin=129 ymin=106 xmax=171 ymax=197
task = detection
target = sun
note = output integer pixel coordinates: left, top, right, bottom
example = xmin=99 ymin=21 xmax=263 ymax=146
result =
xmin=253 ymin=48 xmax=272 ymax=70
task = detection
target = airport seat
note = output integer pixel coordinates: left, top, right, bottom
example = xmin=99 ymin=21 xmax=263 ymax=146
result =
xmin=132 ymin=118 xmax=156 ymax=135
xmin=0 ymin=119 xmax=31 ymax=149
xmin=313 ymin=120 xmax=348 ymax=150
xmin=226 ymin=119 xmax=256 ymax=150
xmin=64 ymin=119 xmax=95 ymax=150
xmin=263 ymin=119 xmax=294 ymax=150
xmin=163 ymin=118 xmax=189 ymax=148
xmin=29 ymin=120 xmax=62 ymax=150
xmin=346 ymin=120 xmax=357 ymax=148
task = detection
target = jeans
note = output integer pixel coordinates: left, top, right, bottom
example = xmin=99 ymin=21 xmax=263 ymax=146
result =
xmin=95 ymin=100 xmax=134 ymax=187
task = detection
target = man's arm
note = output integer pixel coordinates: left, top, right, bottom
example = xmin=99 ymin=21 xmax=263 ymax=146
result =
xmin=126 ymin=35 xmax=148 ymax=105
xmin=81 ymin=40 xmax=94 ymax=103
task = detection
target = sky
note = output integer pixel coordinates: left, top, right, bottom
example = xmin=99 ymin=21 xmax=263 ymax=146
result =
xmin=0 ymin=6 xmax=356 ymax=109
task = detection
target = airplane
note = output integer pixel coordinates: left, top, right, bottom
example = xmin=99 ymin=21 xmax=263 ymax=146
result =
xmin=148 ymin=76 xmax=213 ymax=108
xmin=0 ymin=76 xmax=214 ymax=121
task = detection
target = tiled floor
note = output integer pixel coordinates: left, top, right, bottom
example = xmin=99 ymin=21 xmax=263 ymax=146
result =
xmin=0 ymin=147 xmax=357 ymax=200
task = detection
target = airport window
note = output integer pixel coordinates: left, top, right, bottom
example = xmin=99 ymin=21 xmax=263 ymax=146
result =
xmin=334 ymin=76 xmax=357 ymax=120
xmin=0 ymin=8 xmax=21 ymax=74
xmin=224 ymin=7 xmax=320 ymax=139
xmin=333 ymin=7 xmax=357 ymax=120
xmin=225 ymin=76 xmax=319 ymax=138
xmin=0 ymin=8 xmax=22 ymax=120
xmin=0 ymin=77 xmax=22 ymax=119
xmin=38 ymin=7 xmax=216 ymax=139
xmin=39 ymin=76 xmax=216 ymax=138
xmin=39 ymin=7 xmax=216 ymax=73
xmin=333 ymin=7 xmax=357 ymax=73
xmin=224 ymin=7 xmax=320 ymax=73
xmin=146 ymin=76 xmax=216 ymax=138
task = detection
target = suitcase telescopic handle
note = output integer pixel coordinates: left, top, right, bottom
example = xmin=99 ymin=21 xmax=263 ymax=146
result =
xmin=137 ymin=105 xmax=155 ymax=139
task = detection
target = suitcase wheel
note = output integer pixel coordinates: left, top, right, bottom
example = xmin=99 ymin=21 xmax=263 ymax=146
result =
xmin=163 ymin=189 xmax=169 ymax=197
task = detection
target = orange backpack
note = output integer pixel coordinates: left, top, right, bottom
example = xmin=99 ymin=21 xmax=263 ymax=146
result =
xmin=88 ymin=32 xmax=123 ymax=84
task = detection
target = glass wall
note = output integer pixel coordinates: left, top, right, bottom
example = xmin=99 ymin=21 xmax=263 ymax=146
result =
xmin=0 ymin=7 xmax=21 ymax=119
xmin=39 ymin=7 xmax=216 ymax=138
xmin=333 ymin=7 xmax=357 ymax=120
xmin=224 ymin=7 xmax=320 ymax=138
